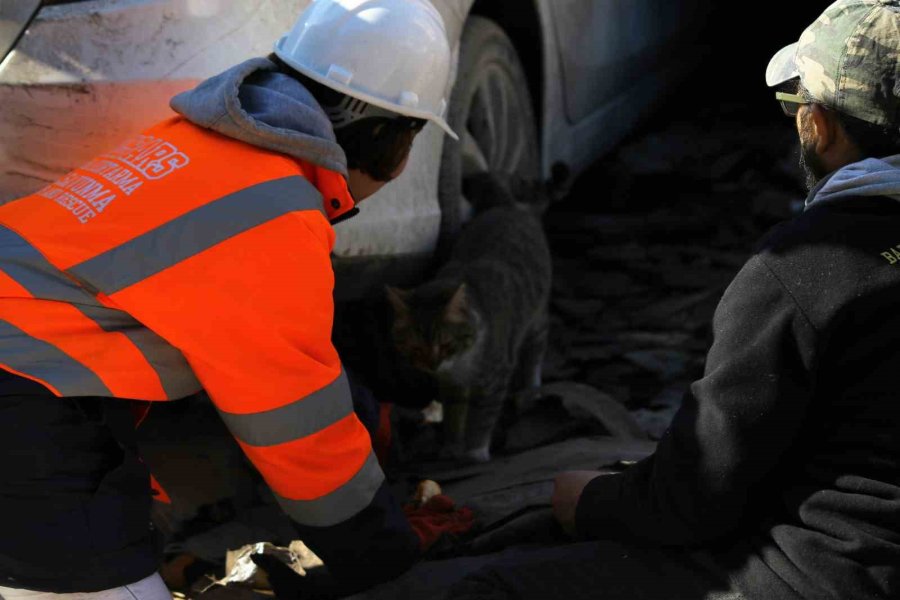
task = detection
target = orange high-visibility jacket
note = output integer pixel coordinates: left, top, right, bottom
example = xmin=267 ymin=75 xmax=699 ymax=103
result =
xmin=0 ymin=116 xmax=382 ymax=529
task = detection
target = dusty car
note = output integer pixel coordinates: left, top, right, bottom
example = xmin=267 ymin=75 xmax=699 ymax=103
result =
xmin=0 ymin=0 xmax=707 ymax=297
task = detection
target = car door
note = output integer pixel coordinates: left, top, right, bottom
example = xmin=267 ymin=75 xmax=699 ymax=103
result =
xmin=549 ymin=0 xmax=697 ymax=125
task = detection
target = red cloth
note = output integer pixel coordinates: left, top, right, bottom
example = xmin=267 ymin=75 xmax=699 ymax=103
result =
xmin=404 ymin=494 xmax=475 ymax=551
xmin=149 ymin=473 xmax=172 ymax=504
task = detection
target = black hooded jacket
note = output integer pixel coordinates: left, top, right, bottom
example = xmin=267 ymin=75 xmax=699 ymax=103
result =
xmin=577 ymin=158 xmax=900 ymax=600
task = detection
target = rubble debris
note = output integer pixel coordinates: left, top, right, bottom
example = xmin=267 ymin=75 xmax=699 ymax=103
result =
xmin=542 ymin=108 xmax=807 ymax=440
xmin=503 ymin=404 xmax=587 ymax=453
xmin=634 ymin=289 xmax=721 ymax=323
xmin=751 ymin=190 xmax=803 ymax=220
xmin=541 ymin=382 xmax=646 ymax=440
xmin=452 ymin=507 xmax=565 ymax=557
xmin=551 ymin=296 xmax=606 ymax=320
xmin=613 ymin=331 xmax=695 ymax=349
xmin=565 ymin=343 xmax=619 ymax=364
xmin=622 ymin=349 xmax=693 ymax=382
xmin=630 ymin=386 xmax=687 ymax=440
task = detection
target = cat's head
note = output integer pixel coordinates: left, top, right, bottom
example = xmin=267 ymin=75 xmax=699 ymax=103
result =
xmin=386 ymin=282 xmax=478 ymax=373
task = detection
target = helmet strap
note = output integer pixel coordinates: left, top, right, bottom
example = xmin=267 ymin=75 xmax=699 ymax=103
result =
xmin=324 ymin=94 xmax=414 ymax=130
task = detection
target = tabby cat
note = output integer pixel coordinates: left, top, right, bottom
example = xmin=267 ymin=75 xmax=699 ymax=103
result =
xmin=387 ymin=173 xmax=552 ymax=463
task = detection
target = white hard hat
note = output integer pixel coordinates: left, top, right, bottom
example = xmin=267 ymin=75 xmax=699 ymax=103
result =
xmin=275 ymin=0 xmax=458 ymax=140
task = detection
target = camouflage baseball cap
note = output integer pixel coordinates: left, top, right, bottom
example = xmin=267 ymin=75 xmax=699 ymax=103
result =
xmin=766 ymin=0 xmax=900 ymax=129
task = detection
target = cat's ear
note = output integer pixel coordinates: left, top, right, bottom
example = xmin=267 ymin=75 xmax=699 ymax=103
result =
xmin=444 ymin=283 xmax=468 ymax=323
xmin=386 ymin=286 xmax=411 ymax=314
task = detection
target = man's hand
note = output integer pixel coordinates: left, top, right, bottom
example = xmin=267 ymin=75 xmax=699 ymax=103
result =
xmin=552 ymin=470 xmax=607 ymax=537
xmin=251 ymin=554 xmax=339 ymax=600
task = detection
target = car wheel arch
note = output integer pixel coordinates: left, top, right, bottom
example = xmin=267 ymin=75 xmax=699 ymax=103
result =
xmin=467 ymin=0 xmax=545 ymax=147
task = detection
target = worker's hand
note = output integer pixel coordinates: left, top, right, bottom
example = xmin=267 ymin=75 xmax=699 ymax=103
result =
xmin=552 ymin=470 xmax=607 ymax=537
xmin=404 ymin=494 xmax=475 ymax=553
xmin=250 ymin=553 xmax=339 ymax=600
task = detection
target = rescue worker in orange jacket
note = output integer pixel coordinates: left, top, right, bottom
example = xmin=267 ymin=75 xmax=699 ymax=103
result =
xmin=0 ymin=1 xmax=460 ymax=598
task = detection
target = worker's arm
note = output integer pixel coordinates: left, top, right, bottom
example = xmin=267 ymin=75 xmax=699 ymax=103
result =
xmin=574 ymin=254 xmax=818 ymax=545
xmin=126 ymin=207 xmax=419 ymax=591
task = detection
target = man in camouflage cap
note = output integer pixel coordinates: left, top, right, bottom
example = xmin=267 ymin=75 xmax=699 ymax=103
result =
xmin=767 ymin=0 xmax=900 ymax=190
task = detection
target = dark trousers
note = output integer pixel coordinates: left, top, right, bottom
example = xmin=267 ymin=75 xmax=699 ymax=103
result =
xmin=0 ymin=375 xmax=158 ymax=592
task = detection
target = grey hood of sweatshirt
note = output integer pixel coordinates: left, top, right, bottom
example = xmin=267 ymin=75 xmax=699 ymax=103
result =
xmin=806 ymin=154 xmax=900 ymax=209
xmin=169 ymin=57 xmax=348 ymax=176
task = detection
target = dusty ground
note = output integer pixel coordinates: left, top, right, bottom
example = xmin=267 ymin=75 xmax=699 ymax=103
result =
xmin=542 ymin=92 xmax=806 ymax=438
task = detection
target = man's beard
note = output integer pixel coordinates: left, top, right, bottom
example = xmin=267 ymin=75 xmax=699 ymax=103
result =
xmin=797 ymin=111 xmax=829 ymax=192
xmin=799 ymin=141 xmax=829 ymax=192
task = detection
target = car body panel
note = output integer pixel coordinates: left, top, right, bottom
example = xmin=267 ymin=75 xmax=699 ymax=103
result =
xmin=0 ymin=0 xmax=41 ymax=60
xmin=535 ymin=0 xmax=706 ymax=177
xmin=549 ymin=0 xmax=698 ymax=124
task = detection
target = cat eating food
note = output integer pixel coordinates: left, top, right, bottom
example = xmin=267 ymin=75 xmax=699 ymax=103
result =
xmin=387 ymin=173 xmax=552 ymax=463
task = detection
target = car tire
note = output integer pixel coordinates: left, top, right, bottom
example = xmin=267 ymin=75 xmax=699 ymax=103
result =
xmin=437 ymin=16 xmax=540 ymax=254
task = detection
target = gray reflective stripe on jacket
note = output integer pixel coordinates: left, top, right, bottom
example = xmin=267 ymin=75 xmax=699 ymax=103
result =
xmin=0 ymin=225 xmax=200 ymax=399
xmin=76 ymin=304 xmax=201 ymax=399
xmin=217 ymin=370 xmax=383 ymax=527
xmin=274 ymin=450 xmax=385 ymax=527
xmin=67 ymin=176 xmax=325 ymax=295
xmin=0 ymin=319 xmax=112 ymax=396
xmin=217 ymin=370 xmax=353 ymax=446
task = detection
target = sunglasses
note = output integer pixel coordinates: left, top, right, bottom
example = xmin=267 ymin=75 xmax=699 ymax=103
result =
xmin=775 ymin=91 xmax=808 ymax=117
